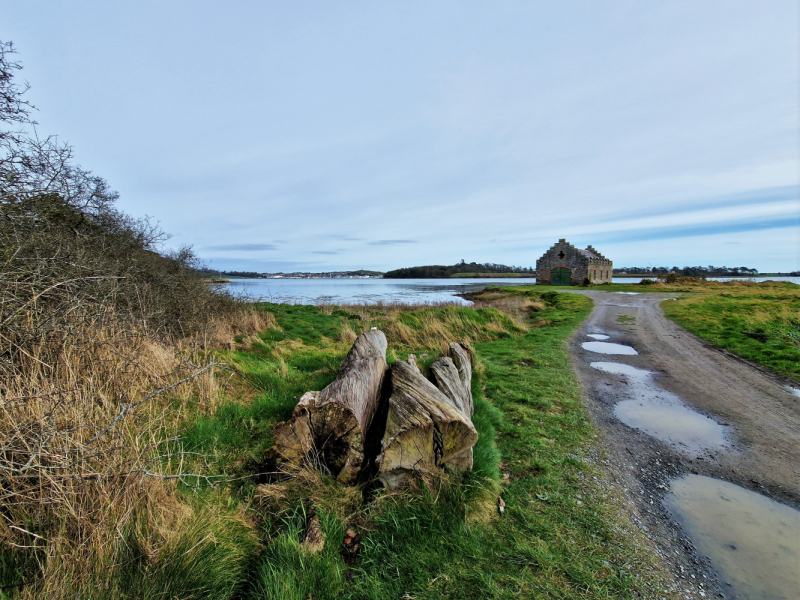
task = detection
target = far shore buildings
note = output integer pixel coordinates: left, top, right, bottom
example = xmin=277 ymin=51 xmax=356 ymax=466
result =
xmin=536 ymin=239 xmax=612 ymax=285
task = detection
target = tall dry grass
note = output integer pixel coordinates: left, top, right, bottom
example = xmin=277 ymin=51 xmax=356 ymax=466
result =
xmin=0 ymin=286 xmax=267 ymax=596
xmin=0 ymin=199 xmax=271 ymax=595
xmin=335 ymin=301 xmax=529 ymax=353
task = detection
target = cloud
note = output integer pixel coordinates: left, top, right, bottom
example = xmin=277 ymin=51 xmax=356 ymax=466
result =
xmin=590 ymin=216 xmax=797 ymax=245
xmin=367 ymin=239 xmax=418 ymax=246
xmin=206 ymin=243 xmax=279 ymax=251
xmin=326 ymin=234 xmax=363 ymax=242
xmin=312 ymin=250 xmax=339 ymax=255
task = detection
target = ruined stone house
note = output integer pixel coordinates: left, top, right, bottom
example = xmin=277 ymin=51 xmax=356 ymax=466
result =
xmin=536 ymin=239 xmax=612 ymax=285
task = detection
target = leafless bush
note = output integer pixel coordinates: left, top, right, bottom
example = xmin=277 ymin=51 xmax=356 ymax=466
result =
xmin=0 ymin=40 xmax=265 ymax=594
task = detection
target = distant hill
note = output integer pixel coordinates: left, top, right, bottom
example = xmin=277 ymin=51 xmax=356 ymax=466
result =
xmin=384 ymin=261 xmax=533 ymax=279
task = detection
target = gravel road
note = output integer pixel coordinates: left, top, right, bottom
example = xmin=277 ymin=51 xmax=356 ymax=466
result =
xmin=568 ymin=290 xmax=800 ymax=599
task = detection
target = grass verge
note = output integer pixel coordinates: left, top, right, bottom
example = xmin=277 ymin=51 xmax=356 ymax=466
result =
xmin=660 ymin=281 xmax=800 ymax=381
xmin=179 ymin=289 xmax=671 ymax=599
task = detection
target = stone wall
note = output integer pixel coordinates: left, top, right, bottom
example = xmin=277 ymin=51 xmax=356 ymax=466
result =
xmin=587 ymin=260 xmax=612 ymax=283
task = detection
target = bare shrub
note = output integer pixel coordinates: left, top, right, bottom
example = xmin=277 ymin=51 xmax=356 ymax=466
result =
xmin=0 ymin=41 xmax=264 ymax=595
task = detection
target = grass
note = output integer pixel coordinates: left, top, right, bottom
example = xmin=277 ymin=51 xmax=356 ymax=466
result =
xmin=2 ymin=289 xmax=676 ymax=598
xmin=173 ymin=289 xmax=672 ymax=599
xmin=661 ymin=281 xmax=800 ymax=381
xmin=539 ymin=277 xmax=799 ymax=380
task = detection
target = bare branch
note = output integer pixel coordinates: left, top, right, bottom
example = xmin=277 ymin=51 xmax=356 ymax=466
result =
xmin=83 ymin=362 xmax=219 ymax=446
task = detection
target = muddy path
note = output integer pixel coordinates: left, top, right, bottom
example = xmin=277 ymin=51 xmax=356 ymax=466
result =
xmin=567 ymin=290 xmax=800 ymax=599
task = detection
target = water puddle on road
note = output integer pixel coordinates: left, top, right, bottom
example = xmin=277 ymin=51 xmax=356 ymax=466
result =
xmin=785 ymin=386 xmax=800 ymax=399
xmin=613 ymin=291 xmax=641 ymax=295
xmin=590 ymin=361 xmax=649 ymax=377
xmin=582 ymin=341 xmax=639 ymax=355
xmin=666 ymin=475 xmax=800 ymax=600
xmin=589 ymin=361 xmax=729 ymax=456
xmin=587 ymin=333 xmax=610 ymax=340
xmin=615 ymin=399 xmax=729 ymax=456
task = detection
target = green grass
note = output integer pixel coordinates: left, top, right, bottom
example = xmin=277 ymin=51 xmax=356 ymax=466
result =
xmin=168 ymin=290 xmax=673 ymax=599
xmin=104 ymin=503 xmax=258 ymax=600
xmin=182 ymin=304 xmax=350 ymax=467
xmin=661 ymin=281 xmax=800 ymax=381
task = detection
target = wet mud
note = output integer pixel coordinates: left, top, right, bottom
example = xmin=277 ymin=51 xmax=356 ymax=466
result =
xmin=569 ymin=290 xmax=800 ymax=600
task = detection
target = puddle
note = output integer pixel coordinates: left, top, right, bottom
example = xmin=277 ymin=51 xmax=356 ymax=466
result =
xmin=615 ymin=399 xmax=730 ymax=456
xmin=589 ymin=361 xmax=729 ymax=456
xmin=587 ymin=333 xmax=610 ymax=340
xmin=590 ymin=362 xmax=650 ymax=378
xmin=582 ymin=341 xmax=639 ymax=355
xmin=785 ymin=386 xmax=800 ymax=399
xmin=613 ymin=291 xmax=641 ymax=295
xmin=666 ymin=475 xmax=800 ymax=600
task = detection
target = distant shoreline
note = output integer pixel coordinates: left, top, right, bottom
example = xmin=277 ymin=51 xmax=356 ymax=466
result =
xmin=613 ymin=273 xmax=794 ymax=278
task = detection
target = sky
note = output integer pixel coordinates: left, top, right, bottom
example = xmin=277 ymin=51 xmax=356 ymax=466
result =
xmin=4 ymin=1 xmax=799 ymax=273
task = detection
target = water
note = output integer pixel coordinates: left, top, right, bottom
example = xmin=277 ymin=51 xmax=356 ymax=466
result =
xmin=587 ymin=333 xmax=610 ymax=340
xmin=615 ymin=400 xmax=730 ymax=456
xmin=589 ymin=361 xmax=730 ymax=456
xmin=590 ymin=361 xmax=650 ymax=378
xmin=223 ymin=277 xmax=536 ymax=305
xmin=581 ymin=341 xmax=639 ymax=355
xmin=666 ymin=475 xmax=800 ymax=600
xmin=785 ymin=386 xmax=800 ymax=399
xmin=221 ymin=276 xmax=798 ymax=304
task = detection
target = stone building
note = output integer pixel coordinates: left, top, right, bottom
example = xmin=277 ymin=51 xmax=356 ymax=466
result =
xmin=536 ymin=239 xmax=612 ymax=285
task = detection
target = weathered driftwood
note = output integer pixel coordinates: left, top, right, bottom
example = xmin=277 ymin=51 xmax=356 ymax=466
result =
xmin=377 ymin=357 xmax=478 ymax=488
xmin=448 ymin=343 xmax=473 ymax=415
xmin=429 ymin=343 xmax=475 ymax=472
xmin=274 ymin=329 xmax=388 ymax=484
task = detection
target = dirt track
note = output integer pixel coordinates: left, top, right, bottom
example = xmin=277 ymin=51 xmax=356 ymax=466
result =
xmin=568 ymin=290 xmax=800 ymax=598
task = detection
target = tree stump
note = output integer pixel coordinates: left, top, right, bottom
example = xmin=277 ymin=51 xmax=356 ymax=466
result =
xmin=377 ymin=358 xmax=478 ymax=489
xmin=447 ymin=343 xmax=473 ymax=415
xmin=273 ymin=329 xmax=388 ymax=484
xmin=429 ymin=343 xmax=475 ymax=471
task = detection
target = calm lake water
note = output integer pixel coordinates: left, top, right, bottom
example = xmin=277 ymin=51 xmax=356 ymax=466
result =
xmin=224 ymin=276 xmax=799 ymax=305
xmin=224 ymin=277 xmax=536 ymax=305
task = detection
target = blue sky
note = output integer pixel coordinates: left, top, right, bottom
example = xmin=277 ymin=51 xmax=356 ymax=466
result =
xmin=5 ymin=1 xmax=798 ymax=272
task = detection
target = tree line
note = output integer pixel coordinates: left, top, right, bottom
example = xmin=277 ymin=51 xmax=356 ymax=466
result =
xmin=384 ymin=260 xmax=534 ymax=279
xmin=614 ymin=266 xmax=760 ymax=277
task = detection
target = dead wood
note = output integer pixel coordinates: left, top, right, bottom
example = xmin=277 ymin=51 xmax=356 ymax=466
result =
xmin=377 ymin=359 xmax=478 ymax=489
xmin=302 ymin=515 xmax=326 ymax=554
xmin=448 ymin=342 xmax=474 ymax=415
xmin=274 ymin=329 xmax=388 ymax=484
xmin=430 ymin=356 xmax=471 ymax=417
